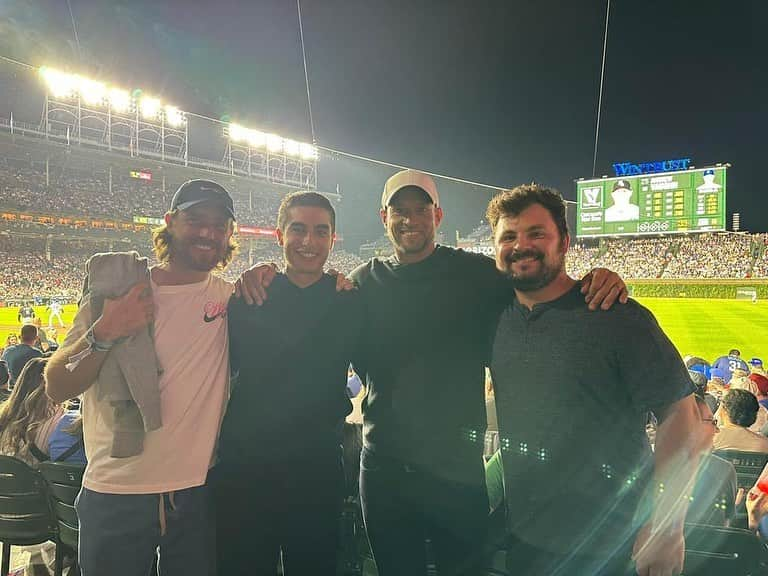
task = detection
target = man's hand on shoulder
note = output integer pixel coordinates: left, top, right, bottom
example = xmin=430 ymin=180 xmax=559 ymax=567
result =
xmin=236 ymin=262 xmax=278 ymax=306
xmin=580 ymin=268 xmax=629 ymax=311
xmin=327 ymin=269 xmax=356 ymax=292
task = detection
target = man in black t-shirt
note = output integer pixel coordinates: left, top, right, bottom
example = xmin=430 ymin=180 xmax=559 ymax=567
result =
xmin=346 ymin=170 xmax=628 ymax=576
xmin=486 ymin=184 xmax=699 ymax=576
xmin=213 ymin=192 xmax=361 ymax=575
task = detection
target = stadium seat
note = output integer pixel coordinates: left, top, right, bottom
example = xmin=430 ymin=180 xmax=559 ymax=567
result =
xmin=713 ymin=449 xmax=768 ymax=489
xmin=38 ymin=461 xmax=84 ymax=576
xmin=683 ymin=522 xmax=768 ymax=576
xmin=0 ymin=455 xmax=56 ymax=576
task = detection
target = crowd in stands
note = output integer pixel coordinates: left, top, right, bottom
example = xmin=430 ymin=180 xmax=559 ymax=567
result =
xmin=0 ymin=157 xmax=283 ymax=228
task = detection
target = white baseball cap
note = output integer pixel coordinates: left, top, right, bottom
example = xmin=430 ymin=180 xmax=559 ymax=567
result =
xmin=381 ymin=169 xmax=440 ymax=210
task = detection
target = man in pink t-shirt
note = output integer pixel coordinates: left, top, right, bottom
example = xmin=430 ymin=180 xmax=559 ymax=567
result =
xmin=46 ymin=179 xmax=238 ymax=576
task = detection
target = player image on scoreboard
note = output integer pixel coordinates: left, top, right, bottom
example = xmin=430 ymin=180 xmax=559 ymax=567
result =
xmin=696 ymin=168 xmax=722 ymax=194
xmin=604 ymin=179 xmax=640 ymax=222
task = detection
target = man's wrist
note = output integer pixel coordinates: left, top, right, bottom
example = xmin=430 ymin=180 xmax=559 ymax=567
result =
xmin=90 ymin=320 xmax=117 ymax=347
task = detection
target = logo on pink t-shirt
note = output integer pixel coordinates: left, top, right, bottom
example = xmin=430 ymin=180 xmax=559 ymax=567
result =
xmin=203 ymin=301 xmax=227 ymax=323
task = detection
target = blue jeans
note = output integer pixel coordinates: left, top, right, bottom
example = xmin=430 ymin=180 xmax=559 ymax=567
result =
xmin=75 ymin=485 xmax=214 ymax=576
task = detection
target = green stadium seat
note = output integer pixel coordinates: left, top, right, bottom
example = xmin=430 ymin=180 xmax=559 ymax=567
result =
xmin=0 ymin=456 xmax=56 ymax=576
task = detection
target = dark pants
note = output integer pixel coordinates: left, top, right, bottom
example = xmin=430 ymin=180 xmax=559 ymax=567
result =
xmin=359 ymin=449 xmax=489 ymax=576
xmin=504 ymin=534 xmax=636 ymax=576
xmin=76 ymin=485 xmax=213 ymax=576
xmin=212 ymin=453 xmax=344 ymax=576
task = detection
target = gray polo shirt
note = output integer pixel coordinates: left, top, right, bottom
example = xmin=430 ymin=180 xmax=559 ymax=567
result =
xmin=491 ymin=282 xmax=694 ymax=556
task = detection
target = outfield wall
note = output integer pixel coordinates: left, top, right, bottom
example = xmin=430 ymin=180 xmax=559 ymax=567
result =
xmin=627 ymin=279 xmax=768 ymax=299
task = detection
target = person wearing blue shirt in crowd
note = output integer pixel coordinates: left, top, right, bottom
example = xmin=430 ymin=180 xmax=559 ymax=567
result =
xmin=712 ymin=349 xmax=750 ymax=385
xmin=48 ymin=410 xmax=86 ymax=465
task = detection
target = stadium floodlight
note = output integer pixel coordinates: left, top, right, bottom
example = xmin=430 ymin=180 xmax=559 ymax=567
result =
xmin=283 ymin=139 xmax=300 ymax=157
xmin=140 ymin=96 xmax=162 ymax=120
xmin=299 ymin=142 xmax=318 ymax=160
xmin=247 ymin=130 xmax=266 ymax=148
xmin=78 ymin=77 xmax=107 ymax=106
xmin=108 ymin=88 xmax=131 ymax=113
xmin=164 ymin=105 xmax=185 ymax=127
xmin=228 ymin=123 xmax=249 ymax=143
xmin=40 ymin=67 xmax=78 ymax=99
xmin=266 ymin=133 xmax=283 ymax=153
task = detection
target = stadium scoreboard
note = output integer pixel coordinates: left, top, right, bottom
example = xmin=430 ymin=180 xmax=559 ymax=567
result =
xmin=576 ymin=166 xmax=727 ymax=237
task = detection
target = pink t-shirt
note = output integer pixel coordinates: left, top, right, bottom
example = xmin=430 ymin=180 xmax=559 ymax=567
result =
xmin=82 ymin=274 xmax=233 ymax=494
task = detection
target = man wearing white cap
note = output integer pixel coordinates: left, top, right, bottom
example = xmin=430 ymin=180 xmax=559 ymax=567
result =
xmin=347 ymin=169 xmax=628 ymax=575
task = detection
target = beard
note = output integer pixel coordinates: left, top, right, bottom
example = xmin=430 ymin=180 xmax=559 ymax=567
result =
xmin=172 ymin=238 xmax=225 ymax=272
xmin=503 ymin=249 xmax=564 ymax=292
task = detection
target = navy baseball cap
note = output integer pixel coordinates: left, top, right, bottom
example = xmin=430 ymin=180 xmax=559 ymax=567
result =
xmin=170 ymin=179 xmax=235 ymax=220
xmin=751 ymin=358 xmax=764 ymax=367
xmin=704 ymin=168 xmax=715 ymax=176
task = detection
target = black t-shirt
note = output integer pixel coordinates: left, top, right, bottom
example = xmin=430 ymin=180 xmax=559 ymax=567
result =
xmin=491 ymin=282 xmax=695 ymax=555
xmin=219 ymin=273 xmax=363 ymax=465
xmin=350 ymin=245 xmax=508 ymax=485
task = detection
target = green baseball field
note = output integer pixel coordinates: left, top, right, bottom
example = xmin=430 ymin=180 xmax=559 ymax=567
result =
xmin=1 ymin=298 xmax=766 ymax=362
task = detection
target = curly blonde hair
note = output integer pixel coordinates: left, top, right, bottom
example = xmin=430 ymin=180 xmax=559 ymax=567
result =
xmin=152 ymin=210 xmax=239 ymax=270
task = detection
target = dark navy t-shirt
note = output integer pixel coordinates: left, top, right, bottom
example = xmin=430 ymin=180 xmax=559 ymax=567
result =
xmin=491 ymin=282 xmax=695 ymax=555
xmin=1 ymin=344 xmax=43 ymax=385
xmin=350 ymin=246 xmax=509 ymax=486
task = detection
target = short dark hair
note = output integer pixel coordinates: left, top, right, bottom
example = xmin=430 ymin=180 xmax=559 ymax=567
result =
xmin=20 ymin=324 xmax=37 ymax=343
xmin=485 ymin=184 xmax=569 ymax=239
xmin=277 ymin=191 xmax=336 ymax=234
xmin=721 ymin=388 xmax=759 ymax=427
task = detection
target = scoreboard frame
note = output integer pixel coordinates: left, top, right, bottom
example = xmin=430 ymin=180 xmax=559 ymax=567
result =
xmin=575 ymin=166 xmax=727 ymax=238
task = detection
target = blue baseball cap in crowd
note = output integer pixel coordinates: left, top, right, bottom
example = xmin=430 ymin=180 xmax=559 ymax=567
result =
xmin=688 ymin=363 xmax=711 ymax=381
xmin=751 ymin=358 xmax=764 ymax=367
xmin=710 ymin=367 xmax=727 ymax=381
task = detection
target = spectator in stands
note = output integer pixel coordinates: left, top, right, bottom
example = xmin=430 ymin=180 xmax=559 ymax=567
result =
xmin=47 ymin=409 xmax=86 ymax=465
xmin=45 ymin=179 xmax=242 ymax=576
xmin=713 ymin=389 xmax=768 ymax=453
xmin=712 ymin=349 xmax=750 ymax=385
xmin=750 ymin=358 xmax=766 ymax=377
xmin=4 ymin=334 xmax=18 ymax=349
xmin=486 ymin=184 xmax=698 ymax=576
xmin=213 ymin=191 xmax=360 ymax=575
xmin=0 ymin=358 xmax=63 ymax=465
xmin=1 ymin=323 xmax=43 ymax=386
xmin=688 ymin=393 xmax=738 ymax=526
xmin=33 ymin=317 xmax=52 ymax=353
xmin=685 ymin=356 xmax=719 ymax=413
xmin=0 ymin=360 xmax=9 ymax=403
xmin=729 ymin=371 xmax=768 ymax=433
xmin=751 ymin=373 xmax=768 ymax=412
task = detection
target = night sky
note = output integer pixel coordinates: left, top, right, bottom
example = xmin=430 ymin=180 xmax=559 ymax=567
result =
xmin=1 ymin=0 xmax=765 ymax=247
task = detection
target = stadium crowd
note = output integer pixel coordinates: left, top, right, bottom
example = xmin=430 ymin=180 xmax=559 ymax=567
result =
xmin=0 ymin=158 xmax=283 ymax=228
